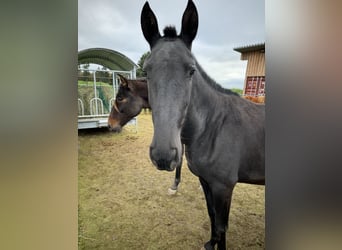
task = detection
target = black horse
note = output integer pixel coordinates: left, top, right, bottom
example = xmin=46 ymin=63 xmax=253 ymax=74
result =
xmin=141 ymin=1 xmax=265 ymax=249
xmin=108 ymin=74 xmax=183 ymax=195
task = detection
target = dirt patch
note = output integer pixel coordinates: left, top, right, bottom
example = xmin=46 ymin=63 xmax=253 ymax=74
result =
xmin=78 ymin=113 xmax=264 ymax=249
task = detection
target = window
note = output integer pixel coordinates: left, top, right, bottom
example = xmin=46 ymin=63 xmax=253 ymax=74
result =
xmin=244 ymin=76 xmax=265 ymax=97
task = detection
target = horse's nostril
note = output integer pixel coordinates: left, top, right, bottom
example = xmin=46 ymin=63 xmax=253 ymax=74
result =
xmin=171 ymin=148 xmax=177 ymax=159
xmin=151 ymin=159 xmax=158 ymax=167
xmin=108 ymin=125 xmax=122 ymax=133
xmin=150 ymin=146 xmax=156 ymax=160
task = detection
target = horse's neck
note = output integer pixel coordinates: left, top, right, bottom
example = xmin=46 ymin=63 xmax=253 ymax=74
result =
xmin=134 ymin=81 xmax=150 ymax=108
xmin=191 ymin=74 xmax=227 ymax=118
xmin=183 ymin=73 xmax=237 ymax=143
xmin=183 ymin=75 xmax=217 ymax=138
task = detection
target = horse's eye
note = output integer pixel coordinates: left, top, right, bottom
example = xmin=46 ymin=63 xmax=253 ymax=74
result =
xmin=189 ymin=68 xmax=195 ymax=76
xmin=117 ymin=96 xmax=123 ymax=102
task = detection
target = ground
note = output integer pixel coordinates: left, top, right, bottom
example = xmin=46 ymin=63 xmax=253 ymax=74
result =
xmin=78 ymin=113 xmax=265 ymax=249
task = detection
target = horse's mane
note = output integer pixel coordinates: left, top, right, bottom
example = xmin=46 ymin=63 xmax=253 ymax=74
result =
xmin=128 ymin=78 xmax=147 ymax=92
xmin=195 ymin=60 xmax=239 ymax=97
xmin=131 ymin=77 xmax=147 ymax=82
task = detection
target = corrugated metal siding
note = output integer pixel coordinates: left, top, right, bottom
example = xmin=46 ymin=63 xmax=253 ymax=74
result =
xmin=244 ymin=51 xmax=265 ymax=76
xmin=241 ymin=50 xmax=265 ymax=97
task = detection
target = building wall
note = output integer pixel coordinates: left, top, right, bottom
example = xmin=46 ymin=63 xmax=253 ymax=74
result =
xmin=241 ymin=51 xmax=265 ymax=100
xmin=241 ymin=51 xmax=265 ymax=76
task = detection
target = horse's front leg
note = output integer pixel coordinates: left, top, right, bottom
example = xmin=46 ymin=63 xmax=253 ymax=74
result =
xmin=200 ymin=178 xmax=235 ymax=250
xmin=199 ymin=177 xmax=216 ymax=250
xmin=168 ymin=164 xmax=182 ymax=195
xmin=211 ymin=183 xmax=235 ymax=250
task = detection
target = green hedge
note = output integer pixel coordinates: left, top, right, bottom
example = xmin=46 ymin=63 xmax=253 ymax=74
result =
xmin=78 ymin=83 xmax=114 ymax=115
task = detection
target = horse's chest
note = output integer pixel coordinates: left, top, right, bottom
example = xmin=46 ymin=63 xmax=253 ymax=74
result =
xmin=184 ymin=138 xmax=242 ymax=183
xmin=184 ymin=145 xmax=216 ymax=177
xmin=184 ymin=149 xmax=201 ymax=177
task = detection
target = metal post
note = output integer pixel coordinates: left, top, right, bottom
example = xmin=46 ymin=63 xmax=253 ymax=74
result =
xmin=113 ymin=71 xmax=116 ymax=99
xmin=93 ymin=70 xmax=98 ymax=115
xmin=132 ymin=66 xmax=137 ymax=79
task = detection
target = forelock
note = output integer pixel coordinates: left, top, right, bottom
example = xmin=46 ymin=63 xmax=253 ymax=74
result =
xmin=163 ymin=26 xmax=178 ymax=38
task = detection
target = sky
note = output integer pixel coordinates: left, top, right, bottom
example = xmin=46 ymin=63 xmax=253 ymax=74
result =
xmin=78 ymin=0 xmax=264 ymax=89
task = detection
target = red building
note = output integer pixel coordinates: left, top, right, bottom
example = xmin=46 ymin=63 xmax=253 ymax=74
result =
xmin=234 ymin=43 xmax=265 ymax=103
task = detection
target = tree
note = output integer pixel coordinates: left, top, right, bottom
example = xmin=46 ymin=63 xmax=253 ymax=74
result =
xmin=231 ymin=88 xmax=243 ymax=95
xmin=136 ymin=51 xmax=150 ymax=77
xmin=96 ymin=66 xmax=110 ymax=84
xmin=81 ymin=63 xmax=91 ymax=81
xmin=102 ymin=66 xmax=110 ymax=81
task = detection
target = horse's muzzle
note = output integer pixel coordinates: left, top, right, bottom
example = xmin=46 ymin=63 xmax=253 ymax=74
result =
xmin=150 ymin=147 xmax=178 ymax=171
xmin=108 ymin=124 xmax=122 ymax=133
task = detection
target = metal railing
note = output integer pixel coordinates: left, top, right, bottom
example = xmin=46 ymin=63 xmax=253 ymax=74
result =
xmin=77 ymin=68 xmax=137 ymax=129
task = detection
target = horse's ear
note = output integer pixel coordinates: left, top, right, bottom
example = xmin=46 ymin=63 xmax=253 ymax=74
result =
xmin=141 ymin=2 xmax=161 ymax=48
xmin=118 ymin=74 xmax=128 ymax=88
xmin=180 ymin=0 xmax=198 ymax=50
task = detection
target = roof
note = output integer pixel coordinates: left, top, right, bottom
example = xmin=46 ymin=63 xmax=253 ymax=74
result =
xmin=233 ymin=43 xmax=265 ymax=53
xmin=78 ymin=48 xmax=137 ymax=71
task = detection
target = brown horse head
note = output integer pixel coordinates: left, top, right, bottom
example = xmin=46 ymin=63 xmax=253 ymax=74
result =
xmin=108 ymin=74 xmax=149 ymax=132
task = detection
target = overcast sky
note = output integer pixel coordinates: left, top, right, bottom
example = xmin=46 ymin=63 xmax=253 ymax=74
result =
xmin=78 ymin=0 xmax=264 ymax=89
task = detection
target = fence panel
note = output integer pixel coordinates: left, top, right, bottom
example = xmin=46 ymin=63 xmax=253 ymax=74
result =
xmin=77 ymin=69 xmax=137 ymax=129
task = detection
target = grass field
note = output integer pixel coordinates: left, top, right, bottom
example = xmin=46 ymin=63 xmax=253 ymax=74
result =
xmin=78 ymin=113 xmax=264 ymax=249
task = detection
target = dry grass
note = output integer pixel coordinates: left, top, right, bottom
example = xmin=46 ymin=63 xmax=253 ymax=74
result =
xmin=78 ymin=113 xmax=264 ymax=249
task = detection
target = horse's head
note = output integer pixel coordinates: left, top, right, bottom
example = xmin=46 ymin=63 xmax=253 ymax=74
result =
xmin=141 ymin=0 xmax=198 ymax=171
xmin=107 ymin=74 xmax=146 ymax=132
